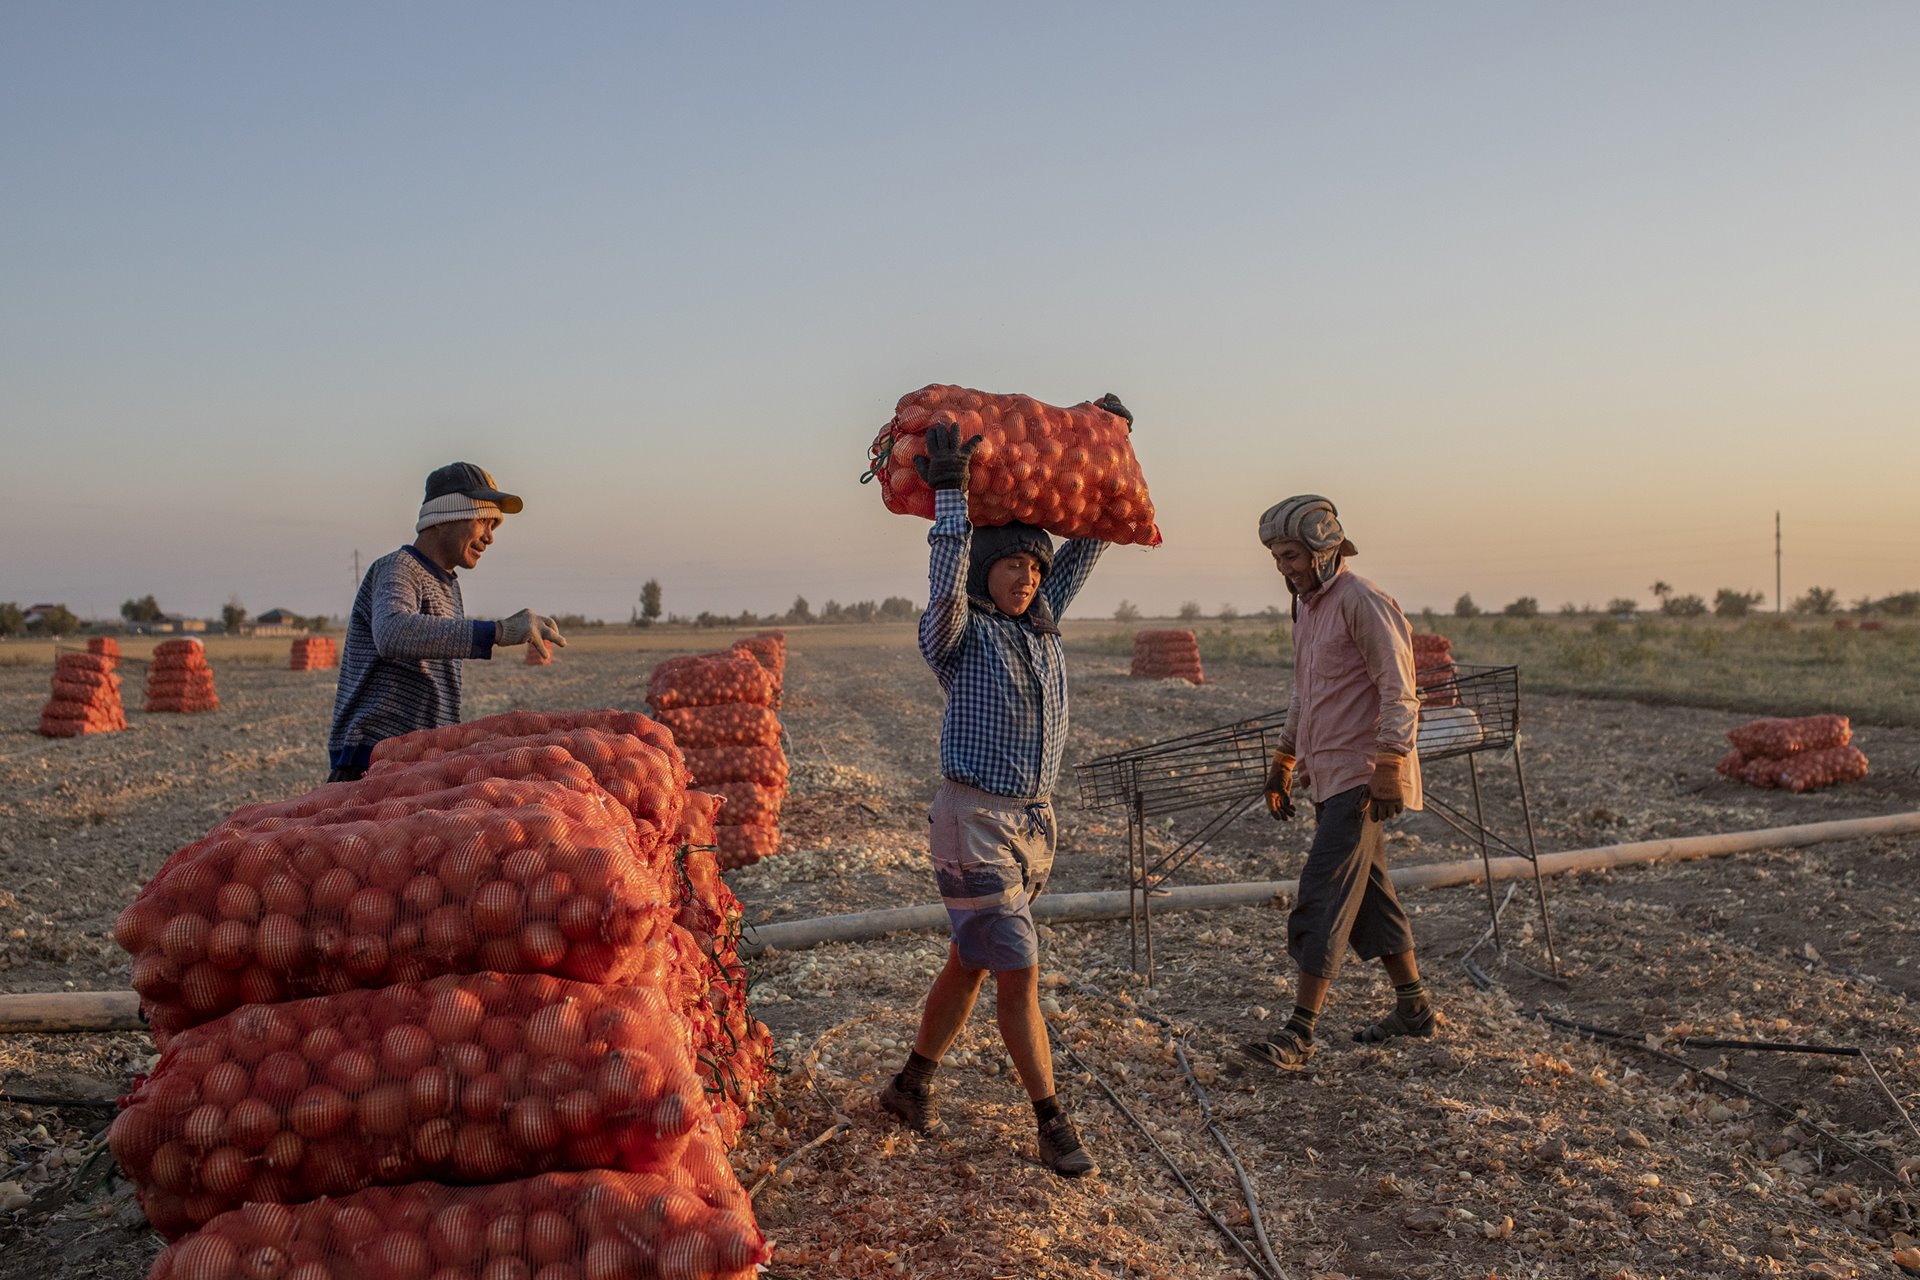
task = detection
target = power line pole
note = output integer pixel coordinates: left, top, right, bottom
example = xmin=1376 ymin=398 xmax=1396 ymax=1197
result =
xmin=1774 ymin=512 xmax=1782 ymax=614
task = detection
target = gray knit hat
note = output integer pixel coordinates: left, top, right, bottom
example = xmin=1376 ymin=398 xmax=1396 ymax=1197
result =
xmin=1258 ymin=495 xmax=1356 ymax=601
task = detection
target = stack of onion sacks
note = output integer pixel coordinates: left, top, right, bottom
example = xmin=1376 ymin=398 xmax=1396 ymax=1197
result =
xmin=1130 ymin=630 xmax=1204 ymax=683
xmin=648 ymin=652 xmax=787 ymax=870
xmin=111 ymin=708 xmax=772 ymax=1278
xmin=1715 ymin=714 xmax=1869 ymax=793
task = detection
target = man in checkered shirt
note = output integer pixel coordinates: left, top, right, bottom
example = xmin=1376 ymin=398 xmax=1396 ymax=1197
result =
xmin=877 ymin=397 xmax=1130 ymax=1179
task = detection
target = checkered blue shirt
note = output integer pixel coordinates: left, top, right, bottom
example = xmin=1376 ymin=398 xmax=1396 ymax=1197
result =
xmin=919 ymin=490 xmax=1105 ymax=799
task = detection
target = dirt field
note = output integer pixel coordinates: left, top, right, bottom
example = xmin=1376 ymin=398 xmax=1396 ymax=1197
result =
xmin=2 ymin=628 xmax=1917 ymax=1279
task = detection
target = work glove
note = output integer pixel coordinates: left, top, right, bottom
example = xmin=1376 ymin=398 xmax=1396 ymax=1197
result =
xmin=913 ymin=422 xmax=984 ymax=492
xmin=496 ymin=609 xmax=568 ymax=660
xmin=1368 ymin=753 xmax=1407 ymax=823
xmin=1263 ymin=750 xmax=1296 ymax=821
xmin=1094 ymin=393 xmax=1133 ymax=429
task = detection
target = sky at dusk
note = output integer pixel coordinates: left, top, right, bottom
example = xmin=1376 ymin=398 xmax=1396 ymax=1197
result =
xmin=4 ymin=3 xmax=1917 ymax=624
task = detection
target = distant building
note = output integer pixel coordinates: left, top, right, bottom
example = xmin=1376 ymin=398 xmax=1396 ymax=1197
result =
xmin=156 ymin=615 xmax=209 ymax=634
xmin=22 ymin=603 xmax=67 ymax=628
xmin=255 ymin=608 xmax=301 ymax=627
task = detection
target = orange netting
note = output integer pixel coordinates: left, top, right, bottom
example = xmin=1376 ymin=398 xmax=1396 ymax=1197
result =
xmin=290 ymin=637 xmax=338 ymax=671
xmin=89 ymin=636 xmax=122 ymax=663
xmin=111 ymin=974 xmax=711 ymax=1237
xmin=1130 ymin=630 xmax=1203 ymax=683
xmin=143 ymin=1166 xmax=768 ymax=1280
xmin=867 ymin=384 xmax=1161 ymax=545
xmin=729 ymin=632 xmax=786 ymax=696
xmin=371 ymin=710 xmax=679 ymax=767
xmin=657 ymin=704 xmax=782 ymax=750
xmin=646 ymin=653 xmax=777 ymax=713
xmin=1410 ymin=633 xmax=1460 ymax=709
xmin=114 ymin=702 xmax=776 ymax=1271
xmin=147 ymin=640 xmax=219 ymax=714
xmin=681 ymin=746 xmax=789 ymax=791
xmin=648 ymin=652 xmax=787 ymax=869
xmin=1716 ymin=716 xmax=1868 ymax=793
xmin=116 ymin=781 xmax=673 ymax=1044
xmin=524 ymin=644 xmax=554 ymax=666
xmin=363 ymin=728 xmax=689 ymax=837
xmin=39 ymin=651 xmax=128 ymax=737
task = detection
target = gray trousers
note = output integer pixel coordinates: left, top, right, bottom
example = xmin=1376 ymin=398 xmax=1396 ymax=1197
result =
xmin=1288 ymin=785 xmax=1416 ymax=979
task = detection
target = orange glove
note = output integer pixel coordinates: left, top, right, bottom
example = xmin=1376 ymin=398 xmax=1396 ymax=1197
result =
xmin=1368 ymin=753 xmax=1407 ymax=822
xmin=1264 ymin=750 xmax=1296 ymax=821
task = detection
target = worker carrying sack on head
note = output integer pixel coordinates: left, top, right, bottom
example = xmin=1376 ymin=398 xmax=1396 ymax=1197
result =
xmin=325 ymin=462 xmax=566 ymax=781
xmin=876 ymin=395 xmax=1132 ymax=1179
xmin=1246 ymin=495 xmax=1436 ymax=1068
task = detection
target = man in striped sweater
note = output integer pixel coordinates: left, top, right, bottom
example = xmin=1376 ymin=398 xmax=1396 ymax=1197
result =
xmin=325 ymin=462 xmax=566 ymax=780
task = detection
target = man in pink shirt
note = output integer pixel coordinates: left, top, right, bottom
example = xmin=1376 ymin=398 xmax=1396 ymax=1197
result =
xmin=1246 ymin=495 xmax=1436 ymax=1068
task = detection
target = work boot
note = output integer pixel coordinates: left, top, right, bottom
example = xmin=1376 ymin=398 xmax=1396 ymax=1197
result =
xmin=1036 ymin=1112 xmax=1097 ymax=1178
xmin=878 ymin=1077 xmax=948 ymax=1138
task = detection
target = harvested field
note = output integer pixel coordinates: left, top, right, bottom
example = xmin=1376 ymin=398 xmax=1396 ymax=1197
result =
xmin=2 ymin=627 xmax=1918 ymax=1279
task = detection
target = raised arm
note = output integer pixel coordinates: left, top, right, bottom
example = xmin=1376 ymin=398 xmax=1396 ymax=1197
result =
xmin=1040 ymin=537 xmax=1107 ymax=620
xmin=918 ymin=488 xmax=972 ymax=669
xmin=369 ymin=559 xmax=494 ymax=661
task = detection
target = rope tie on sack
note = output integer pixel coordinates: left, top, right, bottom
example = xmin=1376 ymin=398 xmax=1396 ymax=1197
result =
xmin=858 ymin=428 xmax=897 ymax=484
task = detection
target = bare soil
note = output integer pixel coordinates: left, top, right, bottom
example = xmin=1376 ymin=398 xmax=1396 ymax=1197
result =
xmin=1 ymin=629 xmax=1916 ymax=1279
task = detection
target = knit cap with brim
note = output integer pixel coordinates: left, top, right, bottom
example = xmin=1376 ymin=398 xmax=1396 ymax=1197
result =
xmin=967 ymin=521 xmax=1058 ymax=630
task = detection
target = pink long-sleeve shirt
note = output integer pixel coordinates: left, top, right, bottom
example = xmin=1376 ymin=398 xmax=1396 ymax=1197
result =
xmin=1280 ymin=563 xmax=1424 ymax=809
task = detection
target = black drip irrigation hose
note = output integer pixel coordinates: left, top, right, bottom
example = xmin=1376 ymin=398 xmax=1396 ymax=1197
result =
xmin=1049 ymin=1026 xmax=1286 ymax=1280
xmin=1524 ymin=1011 xmax=1904 ymax=1184
xmin=0 ymin=1092 xmax=118 ymax=1111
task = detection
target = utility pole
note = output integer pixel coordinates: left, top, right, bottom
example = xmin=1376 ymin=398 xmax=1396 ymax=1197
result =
xmin=353 ymin=550 xmax=361 ymax=588
xmin=1766 ymin=514 xmax=1781 ymax=614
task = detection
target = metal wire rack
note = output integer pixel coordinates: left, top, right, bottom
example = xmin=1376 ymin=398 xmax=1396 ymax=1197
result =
xmin=1076 ymin=661 xmax=1557 ymax=979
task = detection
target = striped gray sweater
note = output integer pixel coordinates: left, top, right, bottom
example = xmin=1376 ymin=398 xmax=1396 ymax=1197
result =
xmin=327 ymin=546 xmax=497 ymax=769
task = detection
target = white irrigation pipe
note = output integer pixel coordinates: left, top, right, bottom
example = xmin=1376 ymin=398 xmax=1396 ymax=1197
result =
xmin=742 ymin=810 xmax=1920 ymax=955
xmin=4 ymin=812 xmax=1915 ymax=1034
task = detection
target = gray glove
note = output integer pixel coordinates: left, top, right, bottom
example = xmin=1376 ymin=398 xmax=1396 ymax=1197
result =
xmin=913 ymin=422 xmax=983 ymax=492
xmin=496 ymin=609 xmax=567 ymax=658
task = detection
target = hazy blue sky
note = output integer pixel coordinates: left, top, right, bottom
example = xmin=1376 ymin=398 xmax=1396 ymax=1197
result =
xmin=5 ymin=3 xmax=1917 ymax=623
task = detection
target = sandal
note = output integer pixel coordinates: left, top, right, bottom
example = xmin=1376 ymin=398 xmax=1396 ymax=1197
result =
xmin=1242 ymin=1027 xmax=1316 ymax=1068
xmin=1353 ymin=1004 xmax=1437 ymax=1045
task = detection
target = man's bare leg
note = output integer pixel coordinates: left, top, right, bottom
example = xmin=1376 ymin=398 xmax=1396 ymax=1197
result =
xmin=993 ymin=965 xmax=1054 ymax=1101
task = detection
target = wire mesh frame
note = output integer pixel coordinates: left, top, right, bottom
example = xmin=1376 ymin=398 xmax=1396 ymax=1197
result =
xmin=1075 ymin=663 xmax=1558 ymax=979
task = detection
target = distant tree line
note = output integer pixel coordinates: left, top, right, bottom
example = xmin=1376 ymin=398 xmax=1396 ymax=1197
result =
xmin=1444 ymin=584 xmax=1920 ymax=620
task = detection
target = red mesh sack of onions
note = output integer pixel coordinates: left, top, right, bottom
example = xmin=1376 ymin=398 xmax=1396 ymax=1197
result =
xmin=655 ymin=705 xmax=781 ymax=751
xmin=713 ymin=825 xmax=779 ymax=871
xmin=646 ymin=653 xmax=776 ymax=713
xmin=364 ymin=729 xmax=690 ymax=839
xmin=673 ymin=792 xmax=722 ymax=851
xmin=223 ymin=747 xmax=608 ymax=835
xmin=117 ymin=781 xmax=677 ymax=1044
xmin=682 ymin=746 xmax=788 ymax=790
xmin=1725 ymin=714 xmax=1851 ymax=758
xmin=145 ymin=1166 xmax=769 ymax=1280
xmin=1772 ymin=744 xmax=1870 ymax=793
xmin=371 ymin=709 xmax=680 ymax=768
xmin=866 ymin=383 xmax=1161 ymax=545
xmin=698 ymin=783 xmax=784 ymax=827
xmin=112 ymin=973 xmax=712 ymax=1238
xmin=728 ymin=633 xmax=785 ymax=688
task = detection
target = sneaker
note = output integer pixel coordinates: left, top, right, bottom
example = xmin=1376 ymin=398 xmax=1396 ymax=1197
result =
xmin=878 ymin=1077 xmax=947 ymax=1137
xmin=1036 ymin=1112 xmax=1097 ymax=1178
